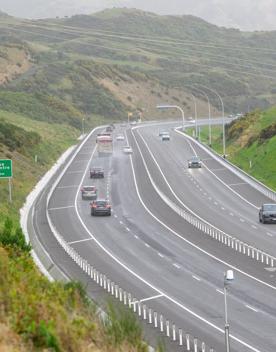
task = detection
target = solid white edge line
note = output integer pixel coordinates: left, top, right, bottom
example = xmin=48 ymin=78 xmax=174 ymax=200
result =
xmin=48 ymin=123 xmax=262 ymax=352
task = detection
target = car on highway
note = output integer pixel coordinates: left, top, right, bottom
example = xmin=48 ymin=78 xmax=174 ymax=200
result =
xmin=259 ymin=204 xmax=276 ymax=224
xmin=158 ymin=130 xmax=168 ymax=137
xmin=188 ymin=156 xmax=202 ymax=168
xmin=116 ymin=134 xmax=125 ymax=141
xmin=90 ymin=167 xmax=104 ymax=178
xmin=123 ymin=146 xmax=133 ymax=154
xmin=81 ymin=186 xmax=97 ymax=200
xmin=90 ymin=199 xmax=111 ymax=216
xmin=161 ymin=133 xmax=170 ymax=141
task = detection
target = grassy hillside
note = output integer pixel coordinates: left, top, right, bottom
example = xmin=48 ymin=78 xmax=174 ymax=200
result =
xmin=1 ymin=8 xmax=276 ymax=113
xmin=188 ymin=108 xmax=276 ymax=190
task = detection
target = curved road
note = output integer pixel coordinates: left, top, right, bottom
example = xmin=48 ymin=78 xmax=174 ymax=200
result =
xmin=33 ymin=121 xmax=276 ymax=352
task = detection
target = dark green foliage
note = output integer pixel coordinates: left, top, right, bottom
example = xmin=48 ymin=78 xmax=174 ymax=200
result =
xmin=0 ymin=218 xmax=31 ymax=252
xmin=27 ymin=320 xmax=60 ymax=351
xmin=258 ymin=123 xmax=276 ymax=144
xmin=0 ymin=119 xmax=41 ymax=153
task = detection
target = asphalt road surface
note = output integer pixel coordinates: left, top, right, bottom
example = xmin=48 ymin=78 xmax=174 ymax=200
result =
xmin=33 ymin=120 xmax=276 ymax=352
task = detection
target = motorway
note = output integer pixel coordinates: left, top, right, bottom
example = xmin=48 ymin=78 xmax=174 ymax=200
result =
xmin=33 ymin=120 xmax=276 ymax=352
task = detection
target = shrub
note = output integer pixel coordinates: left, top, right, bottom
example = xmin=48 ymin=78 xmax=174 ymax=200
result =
xmin=0 ymin=218 xmax=31 ymax=252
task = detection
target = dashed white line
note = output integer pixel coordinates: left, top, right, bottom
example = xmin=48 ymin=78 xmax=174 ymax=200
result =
xmin=114 ymin=214 xmax=118 ymax=218
xmin=221 ymin=207 xmax=225 ymax=210
xmin=57 ymin=185 xmax=78 ymax=189
xmin=230 ymin=213 xmax=234 ymax=216
xmin=216 ymin=289 xmax=224 ymax=295
xmin=119 ymin=221 xmax=124 ymax=225
xmin=158 ymin=252 xmax=164 ymax=258
xmin=173 ymin=263 xmax=181 ymax=269
xmin=251 ymin=225 xmax=257 ymax=229
xmin=134 ymin=235 xmax=139 ymax=239
xmin=125 ymin=227 xmax=130 ymax=232
xmin=267 ymin=232 xmax=273 ymax=237
xmin=192 ymin=275 xmax=201 ymax=281
xmin=214 ymin=202 xmax=218 ymax=205
xmin=145 ymin=243 xmax=150 ymax=248
xmin=246 ymin=305 xmax=259 ymax=313
xmin=240 ymin=218 xmax=245 ymax=222
xmin=68 ymin=238 xmax=93 ymax=244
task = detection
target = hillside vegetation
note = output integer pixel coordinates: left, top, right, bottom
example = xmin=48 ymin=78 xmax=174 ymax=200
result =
xmin=190 ymin=108 xmax=276 ymax=190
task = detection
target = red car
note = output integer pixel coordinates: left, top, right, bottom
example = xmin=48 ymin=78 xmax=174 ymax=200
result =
xmin=90 ymin=199 xmax=111 ymax=216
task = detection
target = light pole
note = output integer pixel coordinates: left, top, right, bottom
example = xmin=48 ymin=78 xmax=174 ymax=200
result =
xmin=193 ymin=88 xmax=212 ymax=146
xmin=195 ymin=84 xmax=226 ymax=157
xmin=188 ymin=93 xmax=198 ymax=139
xmin=224 ymin=270 xmax=234 ymax=352
xmin=156 ymin=104 xmax=185 ymax=131
xmin=82 ymin=118 xmax=85 ymax=136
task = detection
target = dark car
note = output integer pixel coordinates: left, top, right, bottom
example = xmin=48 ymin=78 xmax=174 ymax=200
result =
xmin=106 ymin=126 xmax=113 ymax=133
xmin=188 ymin=156 xmax=202 ymax=168
xmin=81 ymin=186 xmax=97 ymax=200
xmin=162 ymin=133 xmax=170 ymax=141
xmin=90 ymin=167 xmax=104 ymax=178
xmin=90 ymin=199 xmax=111 ymax=216
xmin=259 ymin=204 xmax=276 ymax=224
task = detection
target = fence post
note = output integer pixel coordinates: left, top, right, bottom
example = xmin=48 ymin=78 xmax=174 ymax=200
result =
xmin=115 ymin=285 xmax=118 ymax=298
xmin=128 ymin=293 xmax=132 ymax=308
xmin=119 ymin=288 xmax=123 ymax=302
xmin=172 ymin=324 xmax=176 ymax=341
xmin=154 ymin=312 xmax=158 ymax=328
xmin=111 ymin=282 xmax=114 ymax=295
xmin=123 ymin=291 xmax=127 ymax=305
xmin=143 ymin=305 xmax=147 ymax=320
xmin=160 ymin=315 xmax=164 ymax=332
xmin=138 ymin=302 xmax=141 ymax=316
xmin=148 ymin=309 xmax=152 ymax=324
xmin=202 ymin=341 xmax=206 ymax=352
xmin=166 ymin=320 xmax=170 ymax=337
xmin=186 ymin=334 xmax=190 ymax=351
xmin=179 ymin=328 xmax=183 ymax=346
xmin=194 ymin=338 xmax=198 ymax=352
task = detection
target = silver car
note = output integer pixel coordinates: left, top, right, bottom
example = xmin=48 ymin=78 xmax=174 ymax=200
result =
xmin=81 ymin=186 xmax=97 ymax=200
xmin=188 ymin=156 xmax=202 ymax=168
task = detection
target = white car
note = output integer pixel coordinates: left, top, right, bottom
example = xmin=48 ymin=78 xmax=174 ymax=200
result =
xmin=123 ymin=146 xmax=133 ymax=154
xmin=162 ymin=133 xmax=170 ymax=141
xmin=116 ymin=134 xmax=125 ymax=141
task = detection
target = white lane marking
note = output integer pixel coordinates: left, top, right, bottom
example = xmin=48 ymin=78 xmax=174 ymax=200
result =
xmin=114 ymin=214 xmax=118 ymax=218
xmin=51 ymin=124 xmax=262 ymax=352
xmin=119 ymin=221 xmax=124 ymax=225
xmin=176 ymin=131 xmax=260 ymax=210
xmin=208 ymin=197 xmax=212 ymax=200
xmin=204 ymin=192 xmax=207 ymax=196
xmin=68 ymin=238 xmax=93 ymax=244
xmin=134 ymin=235 xmax=139 ymax=239
xmin=228 ymin=182 xmax=248 ymax=186
xmin=132 ymin=294 xmax=164 ymax=304
xmin=126 ymin=227 xmax=130 ymax=232
xmin=173 ymin=263 xmax=181 ymax=269
xmin=216 ymin=289 xmax=224 ymax=295
xmin=230 ymin=212 xmax=234 ymax=216
xmin=131 ymin=128 xmax=276 ymax=291
xmin=145 ymin=243 xmax=150 ymax=248
xmin=192 ymin=275 xmax=201 ymax=281
xmin=240 ymin=218 xmax=245 ymax=222
xmin=214 ymin=202 xmax=218 ymax=205
xmin=48 ymin=205 xmax=74 ymax=211
xmin=158 ymin=252 xmax=164 ymax=258
xmin=57 ymin=185 xmax=79 ymax=189
xmin=251 ymin=225 xmax=257 ymax=229
xmin=221 ymin=207 xmax=225 ymax=210
xmin=246 ymin=305 xmax=259 ymax=313
xmin=267 ymin=232 xmax=273 ymax=237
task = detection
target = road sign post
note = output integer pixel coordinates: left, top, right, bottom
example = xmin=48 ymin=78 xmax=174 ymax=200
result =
xmin=0 ymin=159 xmax=13 ymax=202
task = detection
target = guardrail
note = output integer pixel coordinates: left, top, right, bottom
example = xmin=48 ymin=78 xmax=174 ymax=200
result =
xmin=47 ymin=219 xmax=215 ymax=352
xmin=132 ymin=128 xmax=276 ymax=268
xmin=44 ymin=127 xmax=216 ymax=352
xmin=176 ymin=128 xmax=276 ymax=202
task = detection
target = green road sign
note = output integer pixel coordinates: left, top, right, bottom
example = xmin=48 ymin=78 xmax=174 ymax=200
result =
xmin=0 ymin=159 xmax=12 ymax=178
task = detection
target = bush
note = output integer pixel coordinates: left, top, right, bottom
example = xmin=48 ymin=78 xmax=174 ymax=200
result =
xmin=0 ymin=218 xmax=31 ymax=252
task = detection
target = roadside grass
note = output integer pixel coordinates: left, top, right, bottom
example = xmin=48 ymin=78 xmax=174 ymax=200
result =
xmin=186 ymin=108 xmax=276 ymax=190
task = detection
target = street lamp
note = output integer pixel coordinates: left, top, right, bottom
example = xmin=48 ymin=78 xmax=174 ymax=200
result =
xmin=156 ymin=104 xmax=185 ymax=131
xmin=195 ymin=84 xmax=226 ymax=157
xmin=224 ymin=270 xmax=234 ymax=352
xmin=82 ymin=118 xmax=85 ymax=136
